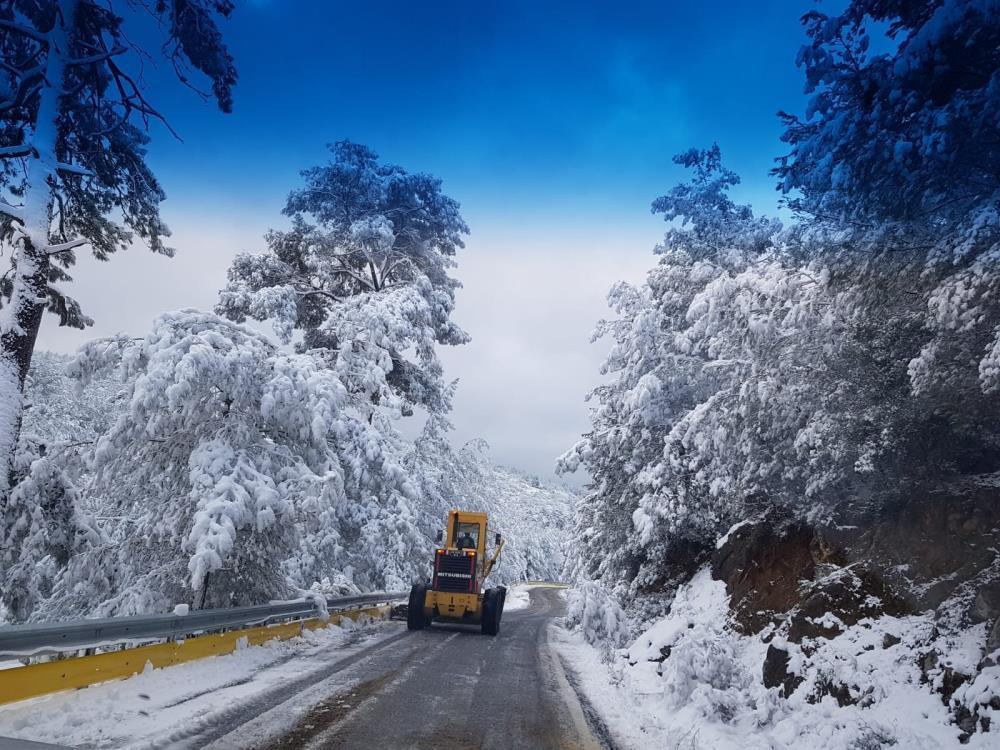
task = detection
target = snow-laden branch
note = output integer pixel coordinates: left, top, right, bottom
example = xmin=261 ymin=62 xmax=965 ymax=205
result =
xmin=46 ymin=237 xmax=89 ymax=254
xmin=54 ymin=162 xmax=95 ymax=177
xmin=0 ymin=200 xmax=25 ymax=222
xmin=327 ymin=264 xmax=376 ymax=291
xmin=0 ymin=18 xmax=49 ymax=44
xmin=66 ymin=47 xmax=127 ymax=67
xmin=297 ymin=288 xmax=342 ymax=302
xmin=0 ymin=144 xmax=33 ymax=158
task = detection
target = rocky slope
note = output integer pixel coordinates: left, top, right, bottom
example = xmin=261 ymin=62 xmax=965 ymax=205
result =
xmin=561 ymin=478 xmax=1000 ymax=748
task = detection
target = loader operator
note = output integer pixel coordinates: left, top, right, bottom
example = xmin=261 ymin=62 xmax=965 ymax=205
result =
xmin=456 ymin=530 xmax=476 ymax=549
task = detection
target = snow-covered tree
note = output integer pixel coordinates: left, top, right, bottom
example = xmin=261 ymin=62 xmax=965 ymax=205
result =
xmin=564 ymin=0 xmax=1000 ymax=598
xmin=217 ymin=141 xmax=469 ymax=417
xmin=776 ymin=0 xmax=1000 ymax=485
xmin=0 ymin=0 xmax=237 ymax=498
xmin=22 ymin=350 xmax=120 ymax=446
xmin=0 ymin=444 xmax=99 ymax=620
xmin=776 ymin=0 xmax=998 ymax=251
xmin=559 ymin=147 xmax=788 ymax=594
xmin=0 ymin=351 xmax=118 ymax=621
xmin=34 ymin=309 xmax=427 ymax=617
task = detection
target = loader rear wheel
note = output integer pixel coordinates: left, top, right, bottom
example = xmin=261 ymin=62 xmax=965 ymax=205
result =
xmin=407 ymin=583 xmax=428 ymax=631
xmin=481 ymin=588 xmax=501 ymax=636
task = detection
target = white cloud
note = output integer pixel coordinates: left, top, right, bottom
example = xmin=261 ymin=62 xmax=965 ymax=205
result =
xmin=36 ymin=206 xmax=660 ymax=483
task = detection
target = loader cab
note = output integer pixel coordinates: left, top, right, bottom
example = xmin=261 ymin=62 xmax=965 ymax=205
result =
xmin=443 ymin=510 xmax=488 ymax=556
xmin=453 ymin=519 xmax=481 ymax=552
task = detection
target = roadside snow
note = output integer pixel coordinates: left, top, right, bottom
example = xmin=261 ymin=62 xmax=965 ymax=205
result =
xmin=503 ymin=585 xmax=533 ymax=612
xmin=0 ymin=618 xmax=396 ymax=749
xmin=554 ymin=568 xmax=990 ymax=749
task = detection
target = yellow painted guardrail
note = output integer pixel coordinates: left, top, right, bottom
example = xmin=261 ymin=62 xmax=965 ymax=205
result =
xmin=0 ymin=605 xmax=390 ymax=706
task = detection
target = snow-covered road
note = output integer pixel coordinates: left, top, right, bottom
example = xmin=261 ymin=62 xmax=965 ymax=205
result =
xmin=0 ymin=586 xmax=603 ymax=750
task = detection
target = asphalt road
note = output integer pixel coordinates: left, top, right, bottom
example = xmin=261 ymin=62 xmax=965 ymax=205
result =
xmin=226 ymin=587 xmax=607 ymax=750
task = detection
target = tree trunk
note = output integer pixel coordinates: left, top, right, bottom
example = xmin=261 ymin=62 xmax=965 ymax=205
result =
xmin=198 ymin=570 xmax=211 ymax=610
xmin=0 ymin=246 xmax=50 ymax=491
xmin=0 ymin=0 xmax=77 ymax=499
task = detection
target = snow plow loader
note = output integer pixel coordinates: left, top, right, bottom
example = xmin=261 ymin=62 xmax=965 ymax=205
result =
xmin=407 ymin=510 xmax=507 ymax=635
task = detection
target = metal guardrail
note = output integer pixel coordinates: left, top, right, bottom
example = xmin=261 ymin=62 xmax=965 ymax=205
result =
xmin=0 ymin=591 xmax=407 ymax=658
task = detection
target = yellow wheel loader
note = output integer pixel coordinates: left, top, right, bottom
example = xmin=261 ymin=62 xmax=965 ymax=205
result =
xmin=407 ymin=510 xmax=507 ymax=636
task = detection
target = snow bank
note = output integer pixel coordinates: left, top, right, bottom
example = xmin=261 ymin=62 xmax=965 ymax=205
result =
xmin=557 ymin=568 xmax=993 ymax=749
xmin=503 ymin=585 xmax=532 ymax=612
xmin=0 ymin=618 xmax=392 ymax=749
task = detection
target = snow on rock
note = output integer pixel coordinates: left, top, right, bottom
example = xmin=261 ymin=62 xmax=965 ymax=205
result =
xmin=557 ymin=567 xmax=993 ymax=749
xmin=715 ymin=519 xmax=753 ymax=550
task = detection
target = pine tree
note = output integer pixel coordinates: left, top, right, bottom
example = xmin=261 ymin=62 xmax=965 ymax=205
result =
xmin=1 ymin=447 xmax=99 ymax=619
xmin=217 ymin=141 xmax=469 ymax=418
xmin=0 ymin=0 xmax=237 ymax=498
xmin=40 ymin=310 xmax=435 ymax=616
xmin=776 ymin=0 xmax=1000 ymax=420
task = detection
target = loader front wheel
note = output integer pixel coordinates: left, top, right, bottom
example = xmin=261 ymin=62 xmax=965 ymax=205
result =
xmin=407 ymin=583 xmax=428 ymax=631
xmin=481 ymin=588 xmax=500 ymax=636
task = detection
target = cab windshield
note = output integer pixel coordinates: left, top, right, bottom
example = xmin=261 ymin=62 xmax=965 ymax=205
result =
xmin=453 ymin=521 xmax=480 ymax=550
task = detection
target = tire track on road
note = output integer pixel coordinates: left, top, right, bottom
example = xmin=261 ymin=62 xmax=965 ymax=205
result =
xmin=143 ymin=626 xmax=411 ymax=749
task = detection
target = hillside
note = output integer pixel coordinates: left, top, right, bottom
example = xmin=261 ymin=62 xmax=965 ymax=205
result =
xmin=1 ymin=349 xmax=574 ymax=623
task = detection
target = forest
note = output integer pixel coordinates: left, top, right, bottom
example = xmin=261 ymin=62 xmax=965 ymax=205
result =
xmin=0 ymin=1 xmax=998 ymax=748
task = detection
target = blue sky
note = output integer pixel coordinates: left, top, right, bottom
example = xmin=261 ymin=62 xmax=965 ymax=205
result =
xmin=146 ymin=0 xmax=808 ymax=224
xmin=39 ymin=0 xmax=816 ymax=481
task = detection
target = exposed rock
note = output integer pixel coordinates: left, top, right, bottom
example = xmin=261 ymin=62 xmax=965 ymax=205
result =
xmin=987 ymin=617 xmax=1000 ymax=656
xmin=713 ymin=485 xmax=1000 ymax=639
xmin=708 ymin=482 xmax=1000 ymax=741
xmin=786 ymin=566 xmax=909 ymax=643
xmin=712 ymin=517 xmax=817 ymax=633
xmin=940 ymin=668 xmax=971 ymax=701
xmin=955 ymin=705 xmax=977 ymax=738
xmin=808 ymin=679 xmax=858 ymax=708
xmin=971 ymin=581 xmax=1000 ymax=624
xmin=821 ymin=484 xmax=1000 ymax=612
xmin=762 ymin=644 xmax=802 ymax=697
xmin=919 ymin=650 xmax=970 ymax=703
xmin=920 ymin=650 xmax=940 ymax=677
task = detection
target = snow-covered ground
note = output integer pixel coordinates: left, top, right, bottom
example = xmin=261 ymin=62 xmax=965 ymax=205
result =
xmin=0 ymin=617 xmax=397 ymax=749
xmin=504 ymin=586 xmax=532 ymax=612
xmin=504 ymin=581 xmax=563 ymax=612
xmin=553 ymin=571 xmax=998 ymax=750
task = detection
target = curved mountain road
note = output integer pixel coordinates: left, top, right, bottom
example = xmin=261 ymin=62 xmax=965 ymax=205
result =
xmin=202 ymin=587 xmax=608 ymax=750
